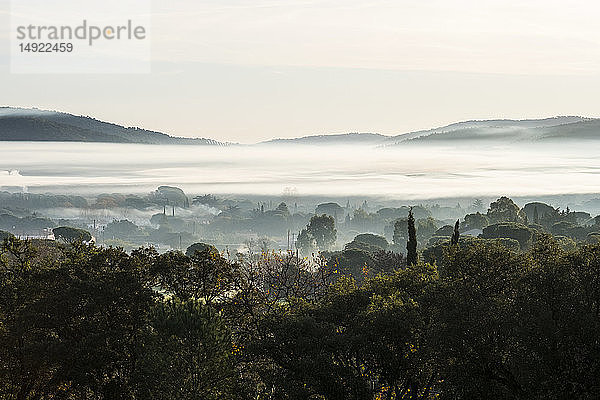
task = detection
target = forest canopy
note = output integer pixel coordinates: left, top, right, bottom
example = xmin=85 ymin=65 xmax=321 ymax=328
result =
xmin=2 ymin=230 xmax=600 ymax=399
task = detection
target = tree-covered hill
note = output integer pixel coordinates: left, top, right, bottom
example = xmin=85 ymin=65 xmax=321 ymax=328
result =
xmin=3 ymin=108 xmax=598 ymax=146
xmin=0 ymin=107 xmax=227 ymax=145
xmin=388 ymin=116 xmax=600 ymax=144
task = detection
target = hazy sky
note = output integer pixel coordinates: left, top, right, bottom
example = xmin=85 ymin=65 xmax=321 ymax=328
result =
xmin=1 ymin=0 xmax=600 ymax=143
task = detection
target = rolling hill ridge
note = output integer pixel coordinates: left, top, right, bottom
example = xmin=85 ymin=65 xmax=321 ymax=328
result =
xmin=2 ymin=107 xmax=598 ymax=145
xmin=0 ymin=107 xmax=226 ymax=145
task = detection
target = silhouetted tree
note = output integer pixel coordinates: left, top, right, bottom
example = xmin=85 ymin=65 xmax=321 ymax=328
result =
xmin=451 ymin=219 xmax=460 ymax=245
xmin=464 ymin=212 xmax=489 ymax=230
xmin=296 ymin=228 xmax=316 ymax=255
xmin=52 ymin=226 xmax=92 ymax=243
xmin=306 ymin=214 xmax=336 ymax=251
xmin=487 ymin=196 xmax=525 ymax=224
xmin=133 ymin=299 xmax=235 ymax=399
xmin=407 ymin=208 xmax=418 ymax=265
xmin=185 ymin=242 xmax=219 ymax=257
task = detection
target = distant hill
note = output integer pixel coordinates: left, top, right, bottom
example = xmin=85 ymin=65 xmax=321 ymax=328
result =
xmin=386 ymin=116 xmax=599 ymax=144
xmin=2 ymin=108 xmax=598 ymax=146
xmin=260 ymin=132 xmax=388 ymax=145
xmin=258 ymin=116 xmax=599 ymax=146
xmin=0 ymin=107 xmax=227 ymax=145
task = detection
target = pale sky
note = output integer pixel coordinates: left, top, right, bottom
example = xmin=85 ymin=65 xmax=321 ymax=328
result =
xmin=1 ymin=0 xmax=600 ymax=143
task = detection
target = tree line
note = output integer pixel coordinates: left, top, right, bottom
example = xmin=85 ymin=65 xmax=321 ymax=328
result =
xmin=2 ymin=225 xmax=600 ymax=399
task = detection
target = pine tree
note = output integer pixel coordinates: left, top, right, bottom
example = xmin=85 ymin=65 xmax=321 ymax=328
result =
xmin=406 ymin=208 xmax=418 ymax=265
xmin=451 ymin=219 xmax=460 ymax=246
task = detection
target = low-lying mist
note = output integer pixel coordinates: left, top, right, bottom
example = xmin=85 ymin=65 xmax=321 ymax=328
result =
xmin=39 ymin=204 xmax=220 ymax=225
xmin=1 ymin=141 xmax=599 ymax=199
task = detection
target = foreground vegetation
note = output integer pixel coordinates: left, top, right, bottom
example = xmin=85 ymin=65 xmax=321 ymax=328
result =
xmin=2 ymin=224 xmax=600 ymax=400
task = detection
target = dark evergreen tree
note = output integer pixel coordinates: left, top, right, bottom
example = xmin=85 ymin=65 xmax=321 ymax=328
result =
xmin=52 ymin=226 xmax=92 ymax=243
xmin=406 ymin=208 xmax=418 ymax=265
xmin=306 ymin=214 xmax=337 ymax=251
xmin=296 ymin=228 xmax=316 ymax=255
xmin=451 ymin=219 xmax=460 ymax=245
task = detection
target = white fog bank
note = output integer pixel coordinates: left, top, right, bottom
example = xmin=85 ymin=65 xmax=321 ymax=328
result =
xmin=1 ymin=141 xmax=599 ymax=199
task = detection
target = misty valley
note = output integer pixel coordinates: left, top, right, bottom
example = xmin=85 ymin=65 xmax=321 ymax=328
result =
xmin=5 ymin=0 xmax=600 ymax=397
xmin=4 ymin=119 xmax=600 ymax=399
xmin=3 ymin=138 xmax=600 ymax=254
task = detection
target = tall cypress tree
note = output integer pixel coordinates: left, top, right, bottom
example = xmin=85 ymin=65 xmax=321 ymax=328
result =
xmin=451 ymin=219 xmax=460 ymax=246
xmin=406 ymin=208 xmax=417 ymax=265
